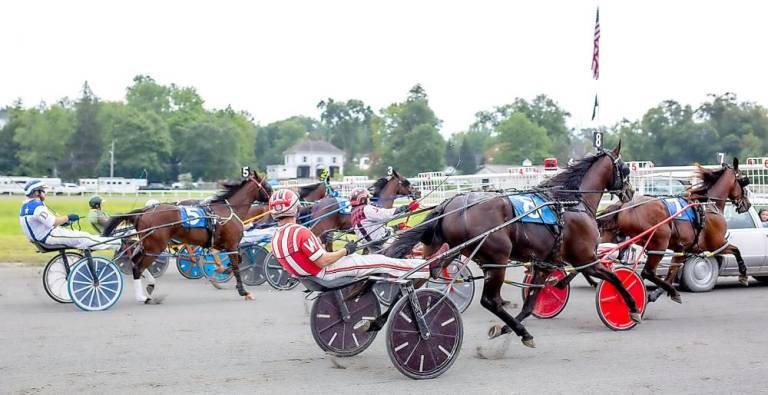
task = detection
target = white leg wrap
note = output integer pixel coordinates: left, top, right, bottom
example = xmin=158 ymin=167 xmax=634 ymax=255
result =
xmin=133 ymin=279 xmax=147 ymax=302
xmin=142 ymin=269 xmax=156 ymax=285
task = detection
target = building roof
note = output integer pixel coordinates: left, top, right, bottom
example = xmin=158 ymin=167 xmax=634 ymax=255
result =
xmin=284 ymin=139 xmax=344 ymax=155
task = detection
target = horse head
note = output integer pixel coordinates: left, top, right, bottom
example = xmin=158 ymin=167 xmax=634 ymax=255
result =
xmin=727 ymin=157 xmax=752 ymax=213
xmin=604 ymin=141 xmax=634 ymax=203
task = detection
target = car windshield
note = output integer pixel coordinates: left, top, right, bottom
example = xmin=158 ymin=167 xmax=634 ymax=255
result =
xmin=724 ymin=205 xmax=756 ymax=229
xmin=645 ymin=179 xmax=688 ymax=195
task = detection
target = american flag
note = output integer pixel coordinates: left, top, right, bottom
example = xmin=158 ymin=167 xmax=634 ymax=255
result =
xmin=591 ymin=7 xmax=600 ymax=80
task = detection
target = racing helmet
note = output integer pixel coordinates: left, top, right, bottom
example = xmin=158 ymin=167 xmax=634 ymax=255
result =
xmin=23 ymin=179 xmax=48 ymax=196
xmin=349 ymin=187 xmax=371 ymax=206
xmin=89 ymin=195 xmax=103 ymax=209
xmin=269 ymin=189 xmax=299 ymax=219
xmin=145 ymin=199 xmax=160 ymax=207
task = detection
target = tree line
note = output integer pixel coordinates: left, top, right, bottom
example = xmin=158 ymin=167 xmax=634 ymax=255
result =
xmin=2 ymin=76 xmax=767 ymax=182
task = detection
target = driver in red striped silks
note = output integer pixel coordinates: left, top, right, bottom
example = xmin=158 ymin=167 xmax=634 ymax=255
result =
xmin=268 ymin=189 xmax=432 ymax=281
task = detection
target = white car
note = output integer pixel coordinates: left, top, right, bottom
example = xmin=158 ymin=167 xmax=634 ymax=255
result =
xmin=644 ymin=204 xmax=768 ymax=292
xmin=54 ymin=182 xmax=85 ymax=195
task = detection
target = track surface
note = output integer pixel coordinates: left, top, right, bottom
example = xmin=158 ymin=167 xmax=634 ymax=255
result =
xmin=2 ymin=263 xmax=767 ymax=394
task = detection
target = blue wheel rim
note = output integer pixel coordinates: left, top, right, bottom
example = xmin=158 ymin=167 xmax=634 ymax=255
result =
xmin=176 ymin=246 xmax=204 ymax=279
xmin=202 ymin=253 xmax=232 ymax=282
xmin=68 ymin=257 xmax=123 ymax=311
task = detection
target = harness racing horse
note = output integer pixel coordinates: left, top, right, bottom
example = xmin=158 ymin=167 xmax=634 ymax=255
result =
xmin=103 ymin=171 xmax=272 ymax=302
xmin=244 ymin=181 xmax=332 ymax=224
xmin=385 ymin=143 xmax=636 ymax=347
xmin=309 ymin=169 xmax=420 ymax=251
xmin=597 ymin=158 xmax=751 ymax=303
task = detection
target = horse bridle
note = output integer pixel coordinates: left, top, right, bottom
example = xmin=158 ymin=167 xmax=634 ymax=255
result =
xmin=602 ymin=150 xmax=632 ymax=199
xmin=247 ymin=175 xmax=272 ymax=202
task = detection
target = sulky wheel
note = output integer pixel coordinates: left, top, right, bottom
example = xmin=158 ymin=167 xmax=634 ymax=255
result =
xmin=426 ymin=259 xmax=475 ymax=313
xmin=264 ymin=252 xmax=299 ymax=290
xmin=310 ymin=284 xmax=381 ymax=357
xmin=521 ymin=269 xmax=570 ymax=319
xmin=239 ymin=244 xmax=268 ymax=286
xmin=176 ymin=245 xmax=204 ymax=279
xmin=147 ymin=254 xmax=170 ymax=278
xmin=595 ymin=267 xmax=647 ymax=331
xmin=386 ymin=288 xmax=463 ymax=380
xmin=201 ymin=252 xmax=234 ymax=283
xmin=67 ymin=257 xmax=124 ymax=311
xmin=43 ymin=252 xmax=82 ymax=303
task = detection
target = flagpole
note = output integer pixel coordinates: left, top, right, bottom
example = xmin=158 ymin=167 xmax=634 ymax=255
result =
xmin=590 ymin=5 xmax=601 ymax=147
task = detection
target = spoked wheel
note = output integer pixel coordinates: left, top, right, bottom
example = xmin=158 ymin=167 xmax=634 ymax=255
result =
xmin=147 ymin=254 xmax=170 ymax=278
xmin=201 ymin=252 xmax=234 ymax=283
xmin=595 ymin=267 xmax=647 ymax=331
xmin=426 ymin=259 xmax=475 ymax=313
xmin=265 ymin=252 xmax=299 ymax=290
xmin=43 ymin=252 xmax=82 ymax=303
xmin=239 ymin=244 xmax=268 ymax=286
xmin=176 ymin=246 xmax=204 ymax=279
xmin=521 ymin=269 xmax=570 ymax=319
xmin=310 ymin=284 xmax=381 ymax=357
xmin=67 ymin=257 xmax=124 ymax=311
xmin=386 ymin=289 xmax=463 ymax=380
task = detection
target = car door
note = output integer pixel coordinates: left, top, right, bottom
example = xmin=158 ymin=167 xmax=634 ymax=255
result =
xmin=722 ymin=205 xmax=768 ymax=275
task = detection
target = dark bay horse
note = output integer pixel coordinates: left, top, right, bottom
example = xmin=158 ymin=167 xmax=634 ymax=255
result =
xmin=103 ymin=171 xmax=272 ymax=303
xmin=385 ymin=144 xmax=636 ymax=347
xmin=597 ymin=158 xmax=751 ymax=303
xmin=310 ymin=169 xmax=420 ymax=250
xmin=243 ymin=181 xmax=332 ymax=226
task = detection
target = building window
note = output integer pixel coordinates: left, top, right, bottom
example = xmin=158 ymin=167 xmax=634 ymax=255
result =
xmin=317 ymin=156 xmax=324 ymax=163
xmin=332 ymin=157 xmax=337 ymax=164
xmin=303 ymin=156 xmax=307 ymax=163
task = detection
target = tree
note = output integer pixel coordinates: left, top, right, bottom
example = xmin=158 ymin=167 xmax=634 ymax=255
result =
xmin=61 ymin=82 xmax=103 ymax=179
xmin=0 ymin=104 xmax=23 ymax=173
xmin=457 ymin=138 xmax=477 ymax=174
xmin=373 ymin=85 xmax=445 ymax=176
xmin=100 ymin=104 xmax=171 ymax=180
xmin=317 ymin=98 xmax=376 ymax=163
xmin=178 ymin=115 xmax=243 ymax=180
xmin=13 ymin=103 xmax=76 ymax=177
xmin=254 ymin=116 xmax=316 ymax=169
xmin=491 ymin=112 xmax=551 ymax=164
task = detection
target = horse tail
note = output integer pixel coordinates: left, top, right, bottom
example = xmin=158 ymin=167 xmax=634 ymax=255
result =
xmin=596 ymin=200 xmax=624 ymax=234
xmin=384 ymin=199 xmax=450 ymax=259
xmin=102 ymin=208 xmax=147 ymax=237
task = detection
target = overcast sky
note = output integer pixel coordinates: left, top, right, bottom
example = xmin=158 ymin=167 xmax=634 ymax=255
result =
xmin=3 ymin=0 xmax=767 ymax=137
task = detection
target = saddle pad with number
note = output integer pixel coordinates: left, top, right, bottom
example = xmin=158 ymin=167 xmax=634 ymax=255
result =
xmin=179 ymin=206 xmax=208 ymax=229
xmin=508 ymin=194 xmax=558 ymax=225
xmin=663 ymin=197 xmax=695 ymax=222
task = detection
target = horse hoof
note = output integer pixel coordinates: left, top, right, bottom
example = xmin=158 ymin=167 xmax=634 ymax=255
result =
xmin=354 ymin=319 xmax=372 ymax=332
xmin=146 ymin=284 xmax=155 ymax=295
xmin=244 ymin=293 xmax=255 ymax=301
xmin=670 ymin=294 xmax=682 ymax=304
xmin=521 ymin=338 xmax=536 ymax=348
xmin=630 ymin=312 xmax=642 ymax=323
xmin=488 ymin=324 xmax=505 ymax=340
xmin=144 ymin=295 xmax=165 ymax=305
xmin=739 ymin=276 xmax=749 ymax=287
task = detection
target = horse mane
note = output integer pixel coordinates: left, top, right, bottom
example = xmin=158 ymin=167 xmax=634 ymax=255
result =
xmin=101 ymin=207 xmax=147 ymax=236
xmin=369 ymin=177 xmax=388 ymax=196
xmin=299 ymin=182 xmax=323 ymax=199
xmin=210 ymin=179 xmax=250 ymax=203
xmin=688 ymin=165 xmax=728 ymax=196
xmin=538 ymin=152 xmax=605 ymax=198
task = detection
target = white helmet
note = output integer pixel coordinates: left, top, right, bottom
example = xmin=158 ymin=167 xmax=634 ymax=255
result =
xmin=269 ymin=189 xmax=300 ymax=219
xmin=145 ymin=199 xmax=160 ymax=207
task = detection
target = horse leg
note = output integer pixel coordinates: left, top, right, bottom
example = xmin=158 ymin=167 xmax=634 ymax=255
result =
xmin=483 ymin=267 xmax=535 ymax=348
xmin=724 ymin=245 xmax=748 ymax=286
xmin=515 ymin=267 xmax=549 ymax=322
xmin=584 ymin=264 xmax=642 ymax=322
xmin=132 ymin=247 xmax=161 ymax=304
xmin=227 ymin=244 xmax=254 ymax=300
xmin=662 ymin=256 xmax=685 ymax=303
xmin=641 ymin=241 xmax=677 ymax=303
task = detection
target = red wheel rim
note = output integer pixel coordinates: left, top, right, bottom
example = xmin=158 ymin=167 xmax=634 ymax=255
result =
xmin=522 ymin=270 xmax=569 ymax=319
xmin=596 ymin=267 xmax=646 ymax=330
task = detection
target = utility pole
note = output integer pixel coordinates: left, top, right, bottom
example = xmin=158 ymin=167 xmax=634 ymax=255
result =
xmin=109 ymin=140 xmax=115 ymax=178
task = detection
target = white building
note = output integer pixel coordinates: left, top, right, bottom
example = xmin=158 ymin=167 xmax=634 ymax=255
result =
xmin=79 ymin=177 xmax=148 ymax=193
xmin=267 ymin=140 xmax=344 ymax=180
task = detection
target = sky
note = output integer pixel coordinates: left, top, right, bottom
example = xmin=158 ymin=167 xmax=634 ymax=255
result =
xmin=3 ymin=0 xmax=768 ymax=137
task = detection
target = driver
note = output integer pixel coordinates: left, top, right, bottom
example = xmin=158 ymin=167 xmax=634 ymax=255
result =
xmin=268 ymin=189 xmax=432 ymax=281
xmin=87 ymin=195 xmax=110 ymax=234
xmin=19 ymin=180 xmax=121 ymax=250
xmin=349 ymin=187 xmax=419 ymax=252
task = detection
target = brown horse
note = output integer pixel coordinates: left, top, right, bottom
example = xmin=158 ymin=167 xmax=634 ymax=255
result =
xmin=385 ymin=144 xmax=636 ymax=347
xmin=309 ymin=169 xmax=420 ymax=251
xmin=597 ymin=158 xmax=751 ymax=303
xmin=103 ymin=171 xmax=272 ymax=303
xmin=244 ymin=181 xmax=332 ymax=225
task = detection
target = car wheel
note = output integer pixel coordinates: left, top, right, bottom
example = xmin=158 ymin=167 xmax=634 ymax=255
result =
xmin=680 ymin=256 xmax=718 ymax=292
xmin=753 ymin=276 xmax=768 ymax=283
